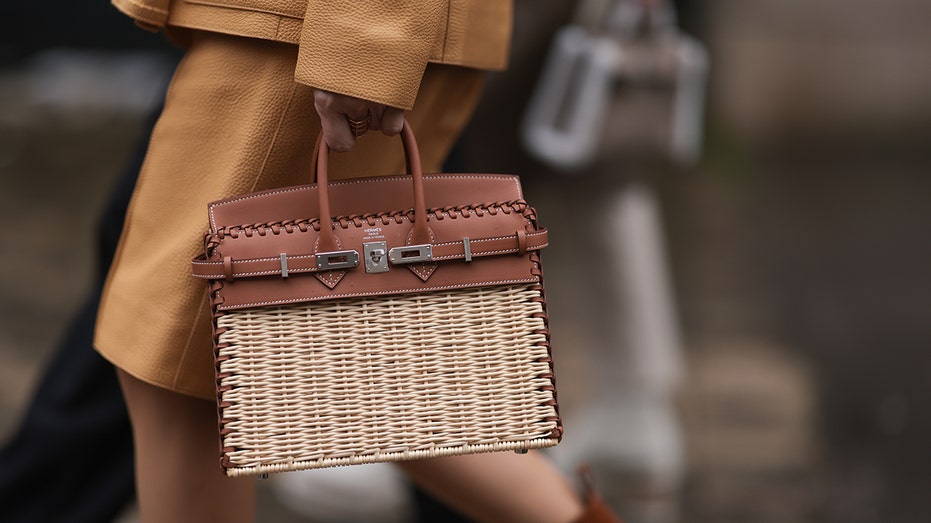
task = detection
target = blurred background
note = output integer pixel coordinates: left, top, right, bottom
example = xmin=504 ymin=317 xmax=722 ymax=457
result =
xmin=1 ymin=1 xmax=928 ymax=522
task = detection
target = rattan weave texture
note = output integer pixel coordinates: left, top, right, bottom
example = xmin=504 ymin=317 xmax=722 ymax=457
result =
xmin=216 ymin=283 xmax=559 ymax=476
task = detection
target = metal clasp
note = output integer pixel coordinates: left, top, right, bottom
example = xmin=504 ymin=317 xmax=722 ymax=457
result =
xmin=280 ymin=253 xmax=289 ymax=278
xmin=315 ymin=249 xmax=360 ymax=271
xmin=462 ymin=237 xmax=472 ymax=263
xmin=388 ymin=244 xmax=433 ymax=265
xmin=363 ymin=241 xmax=390 ymax=274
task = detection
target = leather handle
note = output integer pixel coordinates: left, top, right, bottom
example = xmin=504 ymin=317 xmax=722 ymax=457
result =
xmin=312 ymin=120 xmax=431 ymax=253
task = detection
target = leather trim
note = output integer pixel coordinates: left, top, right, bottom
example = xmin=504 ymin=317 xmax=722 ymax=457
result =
xmin=516 ymin=229 xmax=528 ymax=255
xmin=207 ymin=174 xmax=524 ymax=232
xmin=194 ymin=172 xmax=548 ymax=310
xmin=182 ymin=0 xmax=303 ymax=19
xmin=192 ymin=227 xmax=549 ymax=279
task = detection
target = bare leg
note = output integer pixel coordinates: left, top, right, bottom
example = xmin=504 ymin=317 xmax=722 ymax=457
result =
xmin=397 ymin=451 xmax=584 ymax=523
xmin=117 ymin=369 xmax=255 ymax=523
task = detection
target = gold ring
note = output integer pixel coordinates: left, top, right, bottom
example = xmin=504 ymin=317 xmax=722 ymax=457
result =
xmin=346 ymin=112 xmax=371 ymax=137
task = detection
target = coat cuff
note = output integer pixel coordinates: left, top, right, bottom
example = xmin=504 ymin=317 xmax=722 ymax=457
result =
xmin=295 ymin=0 xmax=448 ymax=110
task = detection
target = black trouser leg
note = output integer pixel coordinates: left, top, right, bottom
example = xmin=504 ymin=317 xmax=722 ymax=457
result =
xmin=0 ymin=290 xmax=134 ymax=523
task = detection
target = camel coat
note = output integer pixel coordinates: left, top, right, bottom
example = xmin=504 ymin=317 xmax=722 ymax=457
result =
xmin=112 ymin=0 xmax=512 ymax=109
xmin=95 ymin=4 xmax=510 ymax=400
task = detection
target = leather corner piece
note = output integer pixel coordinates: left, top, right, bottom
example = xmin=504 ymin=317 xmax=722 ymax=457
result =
xmin=314 ymin=269 xmax=347 ymax=289
xmin=408 ymin=262 xmax=439 ymax=282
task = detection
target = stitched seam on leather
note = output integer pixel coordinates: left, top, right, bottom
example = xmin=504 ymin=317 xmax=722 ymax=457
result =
xmin=203 ymin=232 xmax=545 ymax=259
xmin=432 ymin=232 xmax=547 ymax=246
xmin=195 ymin=268 xmax=303 ymax=278
xmin=210 ymin=176 xmax=519 ymax=223
xmin=184 ymin=0 xmax=302 ymax=19
xmin=196 ymin=249 xmax=547 ymax=277
xmin=430 ymin=55 xmax=506 ymax=71
xmin=195 ymin=246 xmax=548 ymax=277
xmin=217 ymin=278 xmax=541 ymax=309
xmin=173 ymin=289 xmax=208 ymax=389
xmin=209 ymin=175 xmax=523 ymax=229
xmin=206 ymin=253 xmax=317 ymax=263
xmin=317 ymin=272 xmax=342 ymax=286
xmin=195 ymin=238 xmax=548 ymax=277
xmin=433 ymin=248 xmax=528 ymax=260
xmin=410 ymin=264 xmax=436 ymax=280
xmin=215 ymin=201 xmax=527 ymax=236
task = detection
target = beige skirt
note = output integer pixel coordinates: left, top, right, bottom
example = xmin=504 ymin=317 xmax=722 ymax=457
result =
xmin=94 ymin=31 xmax=486 ymax=400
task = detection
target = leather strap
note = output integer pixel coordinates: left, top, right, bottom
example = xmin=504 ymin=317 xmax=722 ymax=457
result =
xmin=314 ymin=121 xmax=432 ymax=251
xmin=192 ymin=228 xmax=548 ymax=280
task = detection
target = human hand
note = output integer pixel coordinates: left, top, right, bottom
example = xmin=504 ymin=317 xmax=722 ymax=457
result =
xmin=312 ymin=89 xmax=405 ymax=152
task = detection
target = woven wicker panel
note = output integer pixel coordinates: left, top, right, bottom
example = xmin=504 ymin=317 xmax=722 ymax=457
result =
xmin=216 ymin=283 xmax=559 ymax=477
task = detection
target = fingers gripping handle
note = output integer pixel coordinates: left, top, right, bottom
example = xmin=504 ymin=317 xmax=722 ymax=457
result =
xmin=312 ymin=120 xmax=432 ymax=254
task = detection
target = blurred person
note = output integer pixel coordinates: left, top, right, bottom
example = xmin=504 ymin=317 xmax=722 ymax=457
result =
xmin=92 ymin=1 xmax=623 ymax=522
xmin=455 ymin=0 xmax=707 ymax=519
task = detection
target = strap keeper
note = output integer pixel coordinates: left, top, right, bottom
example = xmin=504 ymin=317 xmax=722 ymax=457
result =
xmin=516 ymin=230 xmax=528 ymax=255
xmin=462 ymin=237 xmax=472 ymax=263
xmin=280 ymin=253 xmax=289 ymax=278
xmin=222 ymin=256 xmax=234 ymax=282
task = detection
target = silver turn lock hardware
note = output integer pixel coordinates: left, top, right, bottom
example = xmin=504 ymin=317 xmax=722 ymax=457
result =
xmin=388 ymin=244 xmax=433 ymax=265
xmin=363 ymin=241 xmax=390 ymax=274
xmin=315 ymin=249 xmax=360 ymax=271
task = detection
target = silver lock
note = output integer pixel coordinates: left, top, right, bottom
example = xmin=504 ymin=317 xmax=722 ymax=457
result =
xmin=388 ymin=244 xmax=433 ymax=265
xmin=363 ymin=241 xmax=390 ymax=274
xmin=315 ymin=249 xmax=360 ymax=271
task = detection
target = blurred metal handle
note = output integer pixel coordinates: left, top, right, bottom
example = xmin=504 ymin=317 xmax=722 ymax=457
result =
xmin=670 ymin=35 xmax=709 ymax=166
xmin=521 ymin=26 xmax=620 ymax=171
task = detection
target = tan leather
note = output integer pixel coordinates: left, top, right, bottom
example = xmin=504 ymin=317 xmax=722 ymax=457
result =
xmin=194 ymin=174 xmax=548 ymax=310
xmin=94 ymin=32 xmax=488 ymax=400
xmin=194 ymin=121 xmax=548 ymax=309
xmin=191 ymin=224 xmax=549 ymax=280
xmin=111 ymin=0 xmax=512 ymax=109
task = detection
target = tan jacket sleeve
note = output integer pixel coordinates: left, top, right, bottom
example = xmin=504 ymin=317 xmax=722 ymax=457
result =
xmin=295 ymin=0 xmax=450 ymax=110
xmin=112 ymin=0 xmax=170 ymax=32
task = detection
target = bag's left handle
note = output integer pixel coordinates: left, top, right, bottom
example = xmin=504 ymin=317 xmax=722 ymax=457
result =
xmin=313 ymin=120 xmax=431 ymax=254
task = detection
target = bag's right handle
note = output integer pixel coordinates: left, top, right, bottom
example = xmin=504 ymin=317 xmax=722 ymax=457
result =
xmin=313 ymin=120 xmax=431 ymax=254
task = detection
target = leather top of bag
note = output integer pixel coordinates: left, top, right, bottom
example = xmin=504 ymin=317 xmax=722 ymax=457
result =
xmin=194 ymin=173 xmax=548 ymax=310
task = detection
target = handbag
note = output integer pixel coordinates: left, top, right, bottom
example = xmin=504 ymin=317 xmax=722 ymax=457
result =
xmin=191 ymin=122 xmax=562 ymax=477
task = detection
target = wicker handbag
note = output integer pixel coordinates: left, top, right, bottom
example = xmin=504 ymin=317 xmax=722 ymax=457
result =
xmin=191 ymin=122 xmax=562 ymax=477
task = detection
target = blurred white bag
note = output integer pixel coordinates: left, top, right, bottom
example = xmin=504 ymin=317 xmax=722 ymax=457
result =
xmin=522 ymin=0 xmax=708 ymax=170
